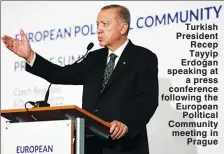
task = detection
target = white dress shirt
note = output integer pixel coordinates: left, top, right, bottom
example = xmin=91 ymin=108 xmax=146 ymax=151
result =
xmin=27 ymin=51 xmax=36 ymax=67
xmin=106 ymin=39 xmax=129 ymax=68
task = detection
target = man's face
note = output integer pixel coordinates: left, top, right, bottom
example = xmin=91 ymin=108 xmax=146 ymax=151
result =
xmin=97 ymin=8 xmax=122 ymax=47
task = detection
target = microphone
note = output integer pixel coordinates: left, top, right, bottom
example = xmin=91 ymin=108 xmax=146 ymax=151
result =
xmin=76 ymin=42 xmax=94 ymax=63
xmin=29 ymin=42 xmax=94 ymax=107
xmin=87 ymin=42 xmax=94 ymax=50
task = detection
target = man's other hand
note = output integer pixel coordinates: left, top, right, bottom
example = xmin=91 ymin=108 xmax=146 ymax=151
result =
xmin=110 ymin=120 xmax=128 ymax=140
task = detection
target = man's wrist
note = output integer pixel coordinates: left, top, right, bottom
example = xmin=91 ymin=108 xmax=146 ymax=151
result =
xmin=26 ymin=51 xmax=36 ymax=67
xmin=25 ymin=50 xmax=35 ymax=63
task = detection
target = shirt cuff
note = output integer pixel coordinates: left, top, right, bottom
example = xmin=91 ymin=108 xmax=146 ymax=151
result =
xmin=26 ymin=52 xmax=36 ymax=67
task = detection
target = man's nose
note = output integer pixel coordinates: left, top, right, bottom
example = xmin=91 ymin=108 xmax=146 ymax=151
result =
xmin=97 ymin=26 xmax=103 ymax=34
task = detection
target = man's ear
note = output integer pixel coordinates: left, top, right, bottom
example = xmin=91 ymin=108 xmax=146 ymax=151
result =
xmin=120 ymin=23 xmax=128 ymax=35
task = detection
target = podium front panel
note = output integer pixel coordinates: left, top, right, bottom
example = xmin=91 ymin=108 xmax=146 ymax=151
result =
xmin=2 ymin=120 xmax=74 ymax=154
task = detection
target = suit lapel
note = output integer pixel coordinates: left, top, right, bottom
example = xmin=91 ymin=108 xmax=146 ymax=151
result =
xmin=98 ymin=40 xmax=133 ymax=97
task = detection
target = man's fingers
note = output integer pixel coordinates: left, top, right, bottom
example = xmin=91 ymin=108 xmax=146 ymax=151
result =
xmin=8 ymin=45 xmax=13 ymax=51
xmin=1 ymin=36 xmax=6 ymax=42
xmin=111 ymin=125 xmax=120 ymax=139
xmin=5 ymin=35 xmax=14 ymax=41
xmin=117 ymin=128 xmax=127 ymax=139
xmin=6 ymin=40 xmax=12 ymax=50
xmin=2 ymin=36 xmax=13 ymax=46
xmin=2 ymin=35 xmax=22 ymax=54
xmin=109 ymin=120 xmax=128 ymax=140
xmin=13 ymin=39 xmax=19 ymax=48
xmin=1 ymin=35 xmax=9 ymax=41
xmin=6 ymin=43 xmax=10 ymax=49
xmin=113 ymin=125 xmax=124 ymax=139
xmin=20 ymin=29 xmax=28 ymax=41
xmin=2 ymin=39 xmax=7 ymax=44
xmin=2 ymin=36 xmax=9 ymax=44
xmin=110 ymin=121 xmax=118 ymax=133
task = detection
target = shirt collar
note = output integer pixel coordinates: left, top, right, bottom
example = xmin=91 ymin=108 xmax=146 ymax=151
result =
xmin=108 ymin=39 xmax=129 ymax=58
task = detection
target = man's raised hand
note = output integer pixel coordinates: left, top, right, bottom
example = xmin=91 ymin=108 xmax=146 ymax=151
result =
xmin=1 ymin=29 xmax=34 ymax=63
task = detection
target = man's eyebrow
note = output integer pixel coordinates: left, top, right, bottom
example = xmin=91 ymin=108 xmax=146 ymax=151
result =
xmin=97 ymin=20 xmax=108 ymax=23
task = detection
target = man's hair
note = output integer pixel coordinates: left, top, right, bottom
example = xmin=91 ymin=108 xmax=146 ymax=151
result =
xmin=101 ymin=4 xmax=131 ymax=35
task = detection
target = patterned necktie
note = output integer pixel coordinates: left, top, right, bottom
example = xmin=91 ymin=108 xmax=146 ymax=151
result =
xmin=100 ymin=53 xmax=117 ymax=93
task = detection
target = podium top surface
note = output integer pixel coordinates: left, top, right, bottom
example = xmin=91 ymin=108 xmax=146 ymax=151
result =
xmin=1 ymin=105 xmax=112 ymax=139
xmin=1 ymin=105 xmax=111 ymax=128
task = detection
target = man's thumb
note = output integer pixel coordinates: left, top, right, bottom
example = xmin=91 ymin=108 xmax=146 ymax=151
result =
xmin=20 ymin=29 xmax=28 ymax=41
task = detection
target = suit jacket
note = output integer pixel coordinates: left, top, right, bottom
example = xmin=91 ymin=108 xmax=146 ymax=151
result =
xmin=26 ymin=40 xmax=158 ymax=154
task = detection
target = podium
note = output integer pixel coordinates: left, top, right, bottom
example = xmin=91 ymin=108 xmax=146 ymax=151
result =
xmin=1 ymin=105 xmax=111 ymax=154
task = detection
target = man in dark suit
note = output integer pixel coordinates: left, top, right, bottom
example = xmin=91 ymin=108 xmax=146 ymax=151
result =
xmin=2 ymin=4 xmax=158 ymax=154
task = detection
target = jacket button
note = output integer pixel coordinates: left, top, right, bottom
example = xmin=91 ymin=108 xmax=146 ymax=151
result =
xmin=93 ymin=109 xmax=99 ymax=113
